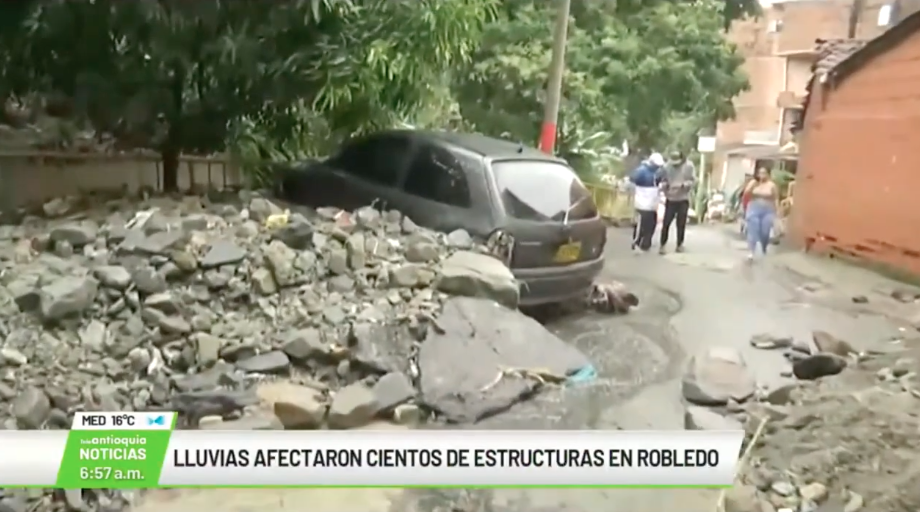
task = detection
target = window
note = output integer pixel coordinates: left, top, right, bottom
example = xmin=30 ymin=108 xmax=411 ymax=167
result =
xmin=402 ymin=144 xmax=472 ymax=208
xmin=331 ymin=135 xmax=410 ymax=187
xmin=878 ymin=3 xmax=892 ymax=26
xmin=492 ymin=160 xmax=596 ymax=222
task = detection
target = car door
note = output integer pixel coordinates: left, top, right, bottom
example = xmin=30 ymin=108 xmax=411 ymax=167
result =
xmin=392 ymin=142 xmax=491 ymax=236
xmin=283 ymin=134 xmax=413 ymax=211
xmin=295 ymin=134 xmax=414 ymax=211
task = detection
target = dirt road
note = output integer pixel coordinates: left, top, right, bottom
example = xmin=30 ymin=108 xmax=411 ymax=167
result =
xmin=134 ymin=226 xmax=914 ymax=512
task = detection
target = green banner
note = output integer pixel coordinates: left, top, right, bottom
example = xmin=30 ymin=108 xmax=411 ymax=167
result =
xmin=55 ymin=429 xmax=173 ymax=489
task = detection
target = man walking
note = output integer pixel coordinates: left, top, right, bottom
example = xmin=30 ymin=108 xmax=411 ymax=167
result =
xmin=629 ymin=152 xmax=664 ymax=252
xmin=658 ymin=151 xmax=695 ymax=254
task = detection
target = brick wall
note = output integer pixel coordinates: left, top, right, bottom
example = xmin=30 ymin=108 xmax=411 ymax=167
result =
xmin=792 ymin=24 xmax=920 ymax=275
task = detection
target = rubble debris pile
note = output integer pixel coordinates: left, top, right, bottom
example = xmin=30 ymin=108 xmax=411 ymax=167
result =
xmin=682 ymin=330 xmax=920 ymax=512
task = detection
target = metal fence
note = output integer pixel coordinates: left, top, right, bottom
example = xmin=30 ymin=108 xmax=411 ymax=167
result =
xmin=584 ymin=181 xmax=632 ymax=222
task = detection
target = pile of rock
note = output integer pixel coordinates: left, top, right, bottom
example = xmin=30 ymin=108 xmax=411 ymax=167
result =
xmin=0 ymin=191 xmax=604 ymax=511
xmin=0 ymin=192 xmax=526 ymax=430
xmin=682 ymin=331 xmax=920 ymax=512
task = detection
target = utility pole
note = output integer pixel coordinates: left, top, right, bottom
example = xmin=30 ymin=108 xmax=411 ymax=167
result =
xmin=847 ymin=0 xmax=864 ymax=38
xmin=538 ymin=0 xmax=572 ymax=154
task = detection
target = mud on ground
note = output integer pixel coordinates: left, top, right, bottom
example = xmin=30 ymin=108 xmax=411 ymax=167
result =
xmin=739 ymin=345 xmax=920 ymax=512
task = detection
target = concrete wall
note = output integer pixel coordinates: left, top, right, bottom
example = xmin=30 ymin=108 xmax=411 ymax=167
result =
xmin=0 ymin=152 xmax=243 ymax=211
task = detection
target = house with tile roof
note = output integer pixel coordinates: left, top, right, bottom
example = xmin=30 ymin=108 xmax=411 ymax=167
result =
xmin=790 ymin=9 xmax=920 ymax=276
xmin=713 ymin=0 xmax=907 ymax=196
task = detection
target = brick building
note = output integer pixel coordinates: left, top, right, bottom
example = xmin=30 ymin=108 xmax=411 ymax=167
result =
xmin=790 ymin=10 xmax=920 ymax=276
xmin=713 ymin=0 xmax=920 ymax=194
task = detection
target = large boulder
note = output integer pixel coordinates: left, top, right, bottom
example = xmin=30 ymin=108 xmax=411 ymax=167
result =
xmin=418 ymin=297 xmax=592 ymax=423
xmin=436 ymin=251 xmax=519 ymax=309
xmin=681 ymin=347 xmax=755 ymax=406
xmin=39 ymin=275 xmax=99 ymax=322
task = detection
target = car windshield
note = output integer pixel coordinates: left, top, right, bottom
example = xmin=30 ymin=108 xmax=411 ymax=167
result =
xmin=493 ymin=160 xmax=596 ymax=222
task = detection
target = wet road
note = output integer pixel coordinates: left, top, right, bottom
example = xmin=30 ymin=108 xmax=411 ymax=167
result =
xmin=135 ymin=225 xmax=914 ymax=512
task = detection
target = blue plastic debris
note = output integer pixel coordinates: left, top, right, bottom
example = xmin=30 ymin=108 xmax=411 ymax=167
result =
xmin=566 ymin=365 xmax=598 ymax=386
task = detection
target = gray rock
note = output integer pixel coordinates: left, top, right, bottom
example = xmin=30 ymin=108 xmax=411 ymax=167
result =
xmin=200 ymin=240 xmax=247 ymax=268
xmin=792 ymin=353 xmax=847 ymax=380
xmin=263 ymin=240 xmax=297 ymax=287
xmin=812 ymin=330 xmax=855 ymax=357
xmin=12 ymin=387 xmax=51 ymax=428
xmin=280 ymin=328 xmax=326 ymax=360
xmin=372 ymin=372 xmax=415 ymax=413
xmin=171 ymin=250 xmax=198 ymax=272
xmin=350 ymin=323 xmax=414 ymax=374
xmin=39 ymin=276 xmax=99 ymax=322
xmin=50 ymin=221 xmax=98 ymax=247
xmin=273 ymin=214 xmax=314 ymax=250
xmin=251 ymin=268 xmax=277 ymax=295
xmin=200 ymin=413 xmax=283 ymax=430
xmin=271 ymin=386 xmax=328 ymax=429
xmin=328 ymin=383 xmax=376 ymax=429
xmin=446 ymin=229 xmax=473 ymax=249
xmin=0 ymin=496 xmax=29 ymax=512
xmin=78 ymin=319 xmax=108 ymax=349
xmin=93 ymin=265 xmax=132 ymax=290
xmin=236 ymin=351 xmax=290 ymax=373
xmin=749 ymin=333 xmax=793 ymax=349
xmin=326 ymin=249 xmax=349 ymax=275
xmin=683 ymin=405 xmax=743 ymax=430
xmin=6 ymin=275 xmax=40 ymax=312
xmin=419 ymin=297 xmax=591 ymax=423
xmin=390 ymin=264 xmax=424 ymax=288
xmin=681 ymin=347 xmax=756 ymax=406
xmin=136 ymin=230 xmax=185 ymax=255
xmin=144 ymin=292 xmax=182 ymax=314
xmin=194 ymin=333 xmax=226 ymax=367
xmin=405 ymin=240 xmax=440 ymax=263
xmin=392 ymin=404 xmax=422 ymax=425
xmin=0 ymin=348 xmax=27 ymax=366
xmin=132 ymin=266 xmax=168 ymax=295
xmin=437 ymin=251 xmax=519 ymax=309
xmin=248 ymin=197 xmax=282 ymax=223
xmin=165 ymin=318 xmax=194 ymax=337
xmin=346 ymin=233 xmax=367 ymax=269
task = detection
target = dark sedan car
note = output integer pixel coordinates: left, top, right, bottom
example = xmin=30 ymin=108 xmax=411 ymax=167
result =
xmin=276 ymin=130 xmax=606 ymax=307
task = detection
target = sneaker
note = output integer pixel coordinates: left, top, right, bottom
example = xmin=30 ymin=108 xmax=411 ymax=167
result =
xmin=658 ymin=247 xmax=667 ymax=255
xmin=675 ymin=245 xmax=685 ymax=253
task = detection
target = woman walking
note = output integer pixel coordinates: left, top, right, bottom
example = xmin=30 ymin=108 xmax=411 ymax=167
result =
xmin=742 ymin=167 xmax=779 ymax=261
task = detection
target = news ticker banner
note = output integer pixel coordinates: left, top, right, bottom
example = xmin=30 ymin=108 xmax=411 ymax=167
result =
xmin=0 ymin=412 xmax=744 ymax=488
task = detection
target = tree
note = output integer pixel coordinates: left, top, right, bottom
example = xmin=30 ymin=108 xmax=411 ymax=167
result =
xmin=453 ymin=0 xmax=751 ymax=171
xmin=0 ymin=0 xmax=498 ymax=190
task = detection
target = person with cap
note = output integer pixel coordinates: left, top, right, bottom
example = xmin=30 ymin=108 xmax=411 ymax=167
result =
xmin=658 ymin=150 xmax=696 ymax=254
xmin=628 ymin=152 xmax=665 ymax=252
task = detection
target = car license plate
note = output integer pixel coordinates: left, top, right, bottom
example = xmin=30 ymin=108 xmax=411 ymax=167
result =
xmin=554 ymin=242 xmax=582 ymax=263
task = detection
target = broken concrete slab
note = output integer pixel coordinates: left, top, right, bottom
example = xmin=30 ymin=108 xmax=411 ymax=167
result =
xmin=418 ymin=297 xmax=591 ymax=423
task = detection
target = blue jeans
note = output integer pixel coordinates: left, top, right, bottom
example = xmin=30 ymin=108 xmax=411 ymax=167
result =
xmin=745 ymin=199 xmax=775 ymax=254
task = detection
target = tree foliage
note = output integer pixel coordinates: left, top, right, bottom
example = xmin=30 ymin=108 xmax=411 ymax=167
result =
xmin=454 ymin=0 xmax=750 ymax=176
xmin=0 ymin=0 xmax=751 ymax=188
xmin=0 ymin=0 xmax=497 ymax=189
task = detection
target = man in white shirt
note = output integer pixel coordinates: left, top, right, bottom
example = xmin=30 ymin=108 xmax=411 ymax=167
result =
xmin=628 ymin=152 xmax=664 ymax=251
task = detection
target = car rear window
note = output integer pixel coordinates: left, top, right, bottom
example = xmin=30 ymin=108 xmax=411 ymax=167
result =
xmin=492 ymin=160 xmax=597 ymax=222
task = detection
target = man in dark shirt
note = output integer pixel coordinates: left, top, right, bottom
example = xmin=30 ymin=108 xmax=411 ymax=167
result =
xmin=658 ymin=151 xmax=696 ymax=254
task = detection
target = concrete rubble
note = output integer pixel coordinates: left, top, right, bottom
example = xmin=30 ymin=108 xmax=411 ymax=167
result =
xmin=682 ymin=329 xmax=920 ymax=512
xmin=0 ymin=190 xmax=611 ymax=512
